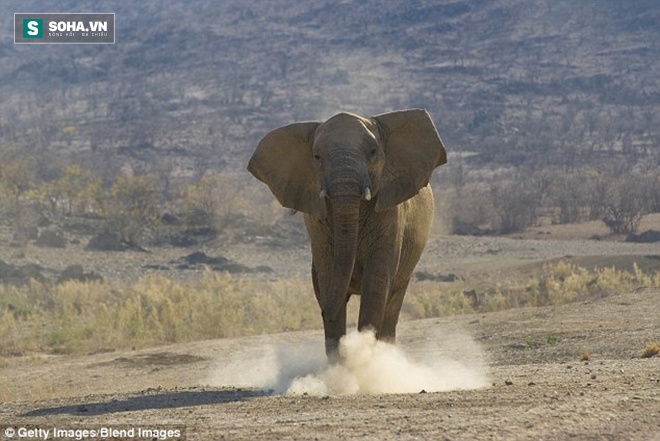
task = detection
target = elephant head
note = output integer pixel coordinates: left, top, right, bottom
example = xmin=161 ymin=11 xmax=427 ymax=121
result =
xmin=248 ymin=109 xmax=446 ymax=323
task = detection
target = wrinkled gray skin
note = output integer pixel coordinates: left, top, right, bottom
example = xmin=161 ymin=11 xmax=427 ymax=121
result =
xmin=248 ymin=109 xmax=447 ymax=361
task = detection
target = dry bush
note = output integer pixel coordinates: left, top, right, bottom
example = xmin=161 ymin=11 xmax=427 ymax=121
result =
xmin=548 ymin=171 xmax=590 ymax=224
xmin=641 ymin=342 xmax=660 ymax=358
xmin=0 ymin=153 xmax=36 ymax=202
xmin=0 ymin=153 xmax=40 ymax=246
xmin=542 ymin=167 xmax=658 ymax=231
xmin=178 ymin=172 xmax=241 ymax=231
xmin=490 ymin=179 xmax=542 ymax=234
xmin=579 ymin=350 xmax=592 ymax=361
xmin=38 ymin=164 xmax=102 ymax=217
xmin=646 ymin=173 xmax=660 ymax=213
xmin=434 ymin=161 xmax=497 ymax=235
xmin=443 ymin=164 xmax=657 ymax=235
xmin=602 ymin=176 xmax=647 ymax=234
xmin=444 ymin=183 xmax=496 ymax=235
xmin=177 ymin=172 xmax=283 ymax=237
xmin=103 ymin=173 xmax=161 ymax=245
xmin=442 ymin=168 xmax=544 ymax=235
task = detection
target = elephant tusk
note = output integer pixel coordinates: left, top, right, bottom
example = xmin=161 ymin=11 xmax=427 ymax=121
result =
xmin=363 ymin=187 xmax=372 ymax=201
xmin=319 ymin=189 xmax=327 ymax=199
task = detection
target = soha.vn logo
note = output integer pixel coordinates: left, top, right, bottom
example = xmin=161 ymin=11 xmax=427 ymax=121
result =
xmin=22 ymin=18 xmax=43 ymax=38
xmin=15 ymin=13 xmax=114 ymax=44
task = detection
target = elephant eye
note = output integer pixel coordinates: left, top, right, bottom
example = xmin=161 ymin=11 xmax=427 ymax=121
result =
xmin=370 ymin=148 xmax=377 ymax=157
xmin=314 ymin=154 xmax=321 ymax=161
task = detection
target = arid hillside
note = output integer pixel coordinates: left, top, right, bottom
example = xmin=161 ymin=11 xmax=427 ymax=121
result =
xmin=2 ymin=0 xmax=659 ymax=176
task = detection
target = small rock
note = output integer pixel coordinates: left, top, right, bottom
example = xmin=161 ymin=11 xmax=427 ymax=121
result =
xmin=626 ymin=229 xmax=660 ymax=243
xmin=86 ymin=231 xmax=129 ymax=251
xmin=57 ymin=265 xmax=103 ymax=284
xmin=184 ymin=251 xmax=228 ymax=266
xmin=34 ymin=230 xmax=67 ymax=248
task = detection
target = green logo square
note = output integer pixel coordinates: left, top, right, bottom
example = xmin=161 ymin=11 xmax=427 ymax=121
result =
xmin=23 ymin=18 xmax=43 ymax=38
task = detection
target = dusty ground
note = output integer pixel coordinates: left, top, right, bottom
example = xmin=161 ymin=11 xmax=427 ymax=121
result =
xmin=1 ymin=216 xmax=659 ymax=440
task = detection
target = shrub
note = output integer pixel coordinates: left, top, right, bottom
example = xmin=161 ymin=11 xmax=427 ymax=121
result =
xmin=490 ymin=179 xmax=542 ymax=234
xmin=103 ymin=173 xmax=161 ymax=245
xmin=39 ymin=164 xmax=102 ymax=217
xmin=602 ymin=177 xmax=647 ymax=234
xmin=548 ymin=172 xmax=589 ymax=224
xmin=0 ymin=153 xmax=39 ymax=246
xmin=444 ymin=183 xmax=496 ymax=235
xmin=641 ymin=343 xmax=659 ymax=358
xmin=177 ymin=172 xmax=273 ymax=235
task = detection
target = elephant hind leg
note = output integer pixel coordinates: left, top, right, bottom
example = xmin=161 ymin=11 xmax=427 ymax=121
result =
xmin=379 ymin=278 xmax=412 ymax=344
xmin=357 ymin=283 xmax=388 ymax=340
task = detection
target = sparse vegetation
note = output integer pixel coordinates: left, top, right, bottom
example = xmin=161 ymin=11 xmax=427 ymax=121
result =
xmin=1 ymin=262 xmax=658 ymax=356
xmin=442 ymin=162 xmax=658 ymax=236
xmin=403 ymin=261 xmax=660 ymax=320
xmin=0 ymin=152 xmax=39 ymax=246
xmin=0 ymin=270 xmax=317 ymax=356
xmin=525 ymin=337 xmax=540 ymax=350
xmin=0 ymin=0 xmax=659 ymax=363
xmin=2 ymin=0 xmax=660 ymax=241
xmin=103 ymin=173 xmax=161 ymax=245
xmin=601 ymin=176 xmax=648 ymax=234
xmin=0 ymin=156 xmax=292 ymax=248
xmin=490 ymin=178 xmax=543 ymax=234
xmin=641 ymin=342 xmax=660 ymax=359
xmin=39 ymin=165 xmax=103 ymax=218
xmin=177 ymin=171 xmax=257 ymax=234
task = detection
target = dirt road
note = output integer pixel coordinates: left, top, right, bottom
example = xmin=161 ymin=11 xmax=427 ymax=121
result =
xmin=1 ymin=286 xmax=658 ymax=440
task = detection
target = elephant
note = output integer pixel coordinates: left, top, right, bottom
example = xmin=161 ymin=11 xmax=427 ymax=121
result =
xmin=247 ymin=109 xmax=447 ymax=360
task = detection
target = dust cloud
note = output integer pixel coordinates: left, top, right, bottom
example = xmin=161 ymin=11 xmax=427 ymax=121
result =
xmin=209 ymin=328 xmax=489 ymax=396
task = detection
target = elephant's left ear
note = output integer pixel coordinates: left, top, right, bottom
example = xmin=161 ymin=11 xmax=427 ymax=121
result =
xmin=373 ymin=109 xmax=447 ymax=211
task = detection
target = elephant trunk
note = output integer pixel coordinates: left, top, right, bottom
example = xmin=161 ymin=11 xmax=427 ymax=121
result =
xmin=322 ymin=172 xmax=362 ymax=323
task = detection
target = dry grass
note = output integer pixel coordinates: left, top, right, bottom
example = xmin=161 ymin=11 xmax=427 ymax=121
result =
xmin=0 ymin=271 xmax=317 ymax=356
xmin=641 ymin=343 xmax=660 ymax=358
xmin=1 ymin=262 xmax=659 ymax=356
xmin=404 ymin=261 xmax=660 ymax=319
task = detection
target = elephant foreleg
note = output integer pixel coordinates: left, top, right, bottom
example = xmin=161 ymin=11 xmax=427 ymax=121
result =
xmin=323 ymin=302 xmax=347 ymax=363
xmin=313 ymin=262 xmax=347 ymax=362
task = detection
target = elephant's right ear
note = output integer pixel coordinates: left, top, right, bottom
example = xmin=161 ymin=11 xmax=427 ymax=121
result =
xmin=248 ymin=122 xmax=327 ymax=218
